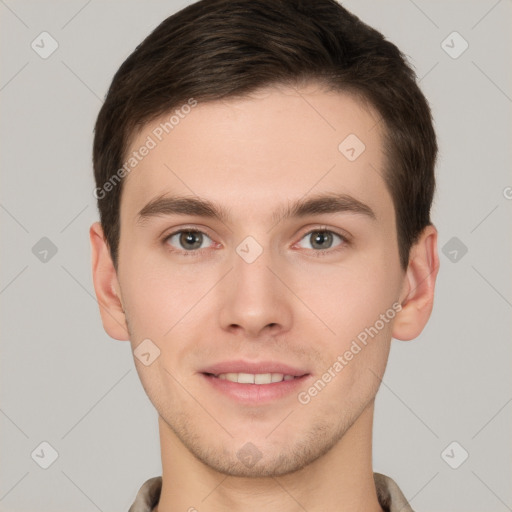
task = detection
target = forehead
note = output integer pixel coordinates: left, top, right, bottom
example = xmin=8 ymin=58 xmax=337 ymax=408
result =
xmin=120 ymin=84 xmax=392 ymax=224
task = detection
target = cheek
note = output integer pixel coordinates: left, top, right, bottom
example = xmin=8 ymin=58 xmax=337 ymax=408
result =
xmin=118 ymin=244 xmax=206 ymax=336
xmin=297 ymin=259 xmax=400 ymax=346
xmin=123 ymin=274 xmax=172 ymax=334
xmin=132 ymin=357 xmax=188 ymax=425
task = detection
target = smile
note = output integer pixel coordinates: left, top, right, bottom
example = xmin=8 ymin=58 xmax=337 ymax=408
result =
xmin=201 ymin=371 xmax=311 ymax=404
xmin=211 ymin=372 xmax=298 ymax=384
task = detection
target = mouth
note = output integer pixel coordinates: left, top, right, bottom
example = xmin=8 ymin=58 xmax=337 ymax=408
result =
xmin=204 ymin=372 xmax=304 ymax=384
xmin=200 ymin=362 xmax=311 ymax=403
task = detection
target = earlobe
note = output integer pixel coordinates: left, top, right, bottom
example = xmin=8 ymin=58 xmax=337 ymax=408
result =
xmin=89 ymin=222 xmax=130 ymax=341
xmin=392 ymin=224 xmax=439 ymax=341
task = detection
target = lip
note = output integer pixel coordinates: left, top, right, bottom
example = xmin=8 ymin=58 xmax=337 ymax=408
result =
xmin=199 ymin=360 xmax=311 ymax=404
xmin=201 ymin=360 xmax=309 ymax=377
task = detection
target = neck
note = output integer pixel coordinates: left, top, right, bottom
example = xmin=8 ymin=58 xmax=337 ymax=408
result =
xmin=155 ymin=401 xmax=383 ymax=512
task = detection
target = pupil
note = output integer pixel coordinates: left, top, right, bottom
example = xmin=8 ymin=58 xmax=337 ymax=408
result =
xmin=181 ymin=231 xmax=202 ymax=250
xmin=312 ymin=231 xmax=332 ymax=249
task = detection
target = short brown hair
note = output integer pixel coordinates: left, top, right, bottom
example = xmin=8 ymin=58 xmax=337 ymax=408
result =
xmin=93 ymin=0 xmax=437 ymax=270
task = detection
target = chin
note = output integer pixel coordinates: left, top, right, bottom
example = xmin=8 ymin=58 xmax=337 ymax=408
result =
xmin=180 ymin=418 xmax=347 ymax=478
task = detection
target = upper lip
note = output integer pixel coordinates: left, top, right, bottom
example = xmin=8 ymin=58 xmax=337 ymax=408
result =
xmin=201 ymin=360 xmax=309 ymax=377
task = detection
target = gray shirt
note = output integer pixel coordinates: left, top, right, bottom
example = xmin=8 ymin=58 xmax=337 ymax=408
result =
xmin=129 ymin=473 xmax=414 ymax=512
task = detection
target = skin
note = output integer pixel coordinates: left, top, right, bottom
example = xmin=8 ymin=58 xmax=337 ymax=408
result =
xmin=90 ymin=83 xmax=439 ymax=512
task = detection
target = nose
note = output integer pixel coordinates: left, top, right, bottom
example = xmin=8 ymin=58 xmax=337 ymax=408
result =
xmin=217 ymin=246 xmax=293 ymax=339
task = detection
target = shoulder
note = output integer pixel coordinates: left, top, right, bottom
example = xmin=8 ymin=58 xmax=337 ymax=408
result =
xmin=374 ymin=472 xmax=414 ymax=512
xmin=128 ymin=476 xmax=162 ymax=512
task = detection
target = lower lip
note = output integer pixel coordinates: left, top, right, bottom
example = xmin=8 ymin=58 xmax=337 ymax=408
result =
xmin=201 ymin=373 xmax=310 ymax=404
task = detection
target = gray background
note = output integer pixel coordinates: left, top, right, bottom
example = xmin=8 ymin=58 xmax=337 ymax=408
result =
xmin=1 ymin=1 xmax=511 ymax=511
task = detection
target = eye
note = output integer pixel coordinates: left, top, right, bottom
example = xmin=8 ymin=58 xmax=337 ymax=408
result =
xmin=164 ymin=230 xmax=215 ymax=251
xmin=296 ymin=229 xmax=346 ymax=251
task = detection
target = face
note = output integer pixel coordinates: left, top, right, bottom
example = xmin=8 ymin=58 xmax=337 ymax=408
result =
xmin=115 ymin=83 xmax=407 ymax=477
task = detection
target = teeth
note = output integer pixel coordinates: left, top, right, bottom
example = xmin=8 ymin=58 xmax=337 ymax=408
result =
xmin=254 ymin=373 xmax=271 ymax=384
xmin=215 ymin=372 xmax=296 ymax=384
xmin=237 ymin=372 xmax=255 ymax=384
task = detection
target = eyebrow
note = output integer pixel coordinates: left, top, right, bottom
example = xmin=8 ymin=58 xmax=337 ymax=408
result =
xmin=136 ymin=192 xmax=376 ymax=226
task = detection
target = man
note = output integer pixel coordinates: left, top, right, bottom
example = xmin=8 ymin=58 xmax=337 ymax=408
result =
xmin=90 ymin=1 xmax=439 ymax=510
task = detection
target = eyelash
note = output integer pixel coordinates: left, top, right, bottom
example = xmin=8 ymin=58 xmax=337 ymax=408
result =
xmin=162 ymin=227 xmax=350 ymax=257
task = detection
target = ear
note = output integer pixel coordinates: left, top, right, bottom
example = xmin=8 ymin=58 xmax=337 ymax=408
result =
xmin=89 ymin=222 xmax=130 ymax=341
xmin=393 ymin=224 xmax=439 ymax=341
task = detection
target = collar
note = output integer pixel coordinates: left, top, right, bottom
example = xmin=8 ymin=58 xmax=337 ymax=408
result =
xmin=128 ymin=472 xmax=414 ymax=512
